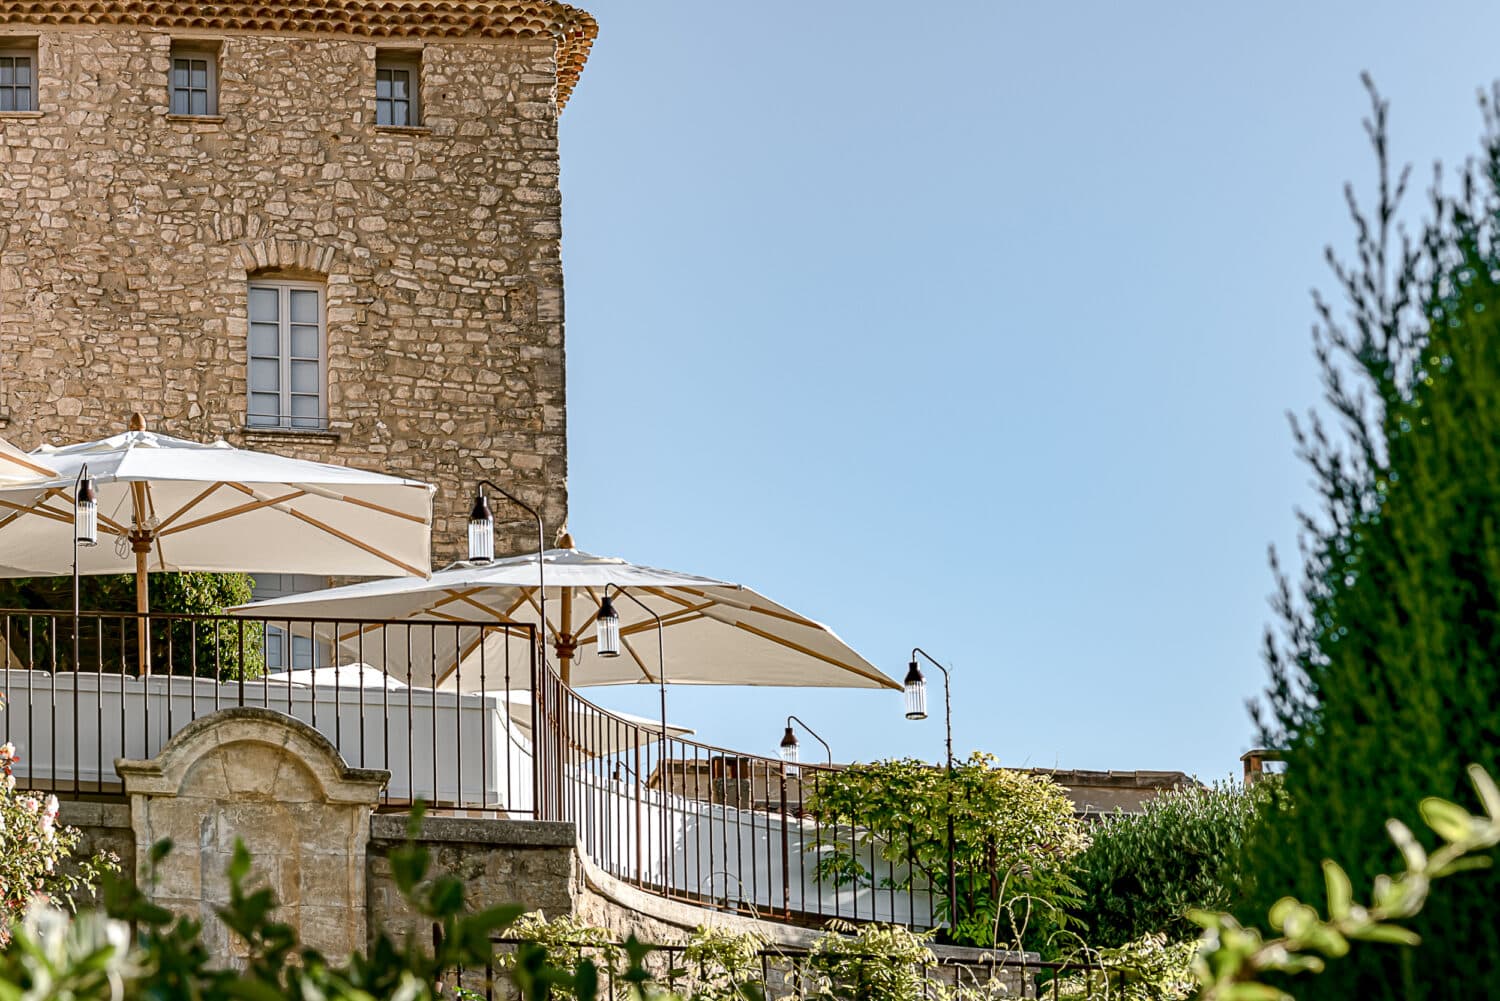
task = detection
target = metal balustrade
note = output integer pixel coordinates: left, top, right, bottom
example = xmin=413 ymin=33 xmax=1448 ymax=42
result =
xmin=0 ymin=608 xmax=937 ymax=928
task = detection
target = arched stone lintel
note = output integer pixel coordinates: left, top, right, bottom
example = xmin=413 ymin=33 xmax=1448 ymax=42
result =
xmin=115 ymin=706 xmax=390 ymax=804
xmin=236 ymin=237 xmax=336 ymax=278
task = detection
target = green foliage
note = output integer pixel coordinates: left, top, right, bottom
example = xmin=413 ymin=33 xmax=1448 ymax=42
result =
xmin=0 ymin=698 xmax=116 ymax=932
xmin=675 ymin=925 xmax=767 ymax=1001
xmin=1195 ymin=764 xmax=1500 ymax=1001
xmin=0 ymin=572 xmax=263 ymax=679
xmin=1051 ymin=933 xmax=1197 ymax=1001
xmin=502 ymin=912 xmax=623 ymax=998
xmin=805 ymin=921 xmax=937 ymax=1001
xmin=810 ymin=753 xmax=1087 ymax=950
xmin=1071 ymin=780 xmax=1288 ymax=946
xmin=1247 ymin=78 xmax=1500 ymax=998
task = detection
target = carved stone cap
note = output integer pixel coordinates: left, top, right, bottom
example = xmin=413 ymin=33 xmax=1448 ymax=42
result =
xmin=0 ymin=1 xmax=598 ymax=109
xmin=116 ymin=706 xmax=390 ymax=805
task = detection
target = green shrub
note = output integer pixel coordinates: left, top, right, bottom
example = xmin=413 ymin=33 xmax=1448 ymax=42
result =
xmin=810 ymin=753 xmax=1087 ymax=951
xmin=1246 ymin=79 xmax=1500 ymax=999
xmin=1052 ymin=933 xmax=1197 ymax=1001
xmin=676 ymin=924 xmax=767 ymax=1001
xmin=500 ymin=912 xmax=622 ymax=998
xmin=0 ymin=572 xmax=264 ymax=679
xmin=805 ymin=921 xmax=937 ymax=1001
xmin=1071 ymin=781 xmax=1286 ymax=946
xmin=0 ymin=697 xmax=116 ymax=932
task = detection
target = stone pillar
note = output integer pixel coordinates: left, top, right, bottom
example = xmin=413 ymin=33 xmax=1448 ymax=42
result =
xmin=116 ymin=707 xmax=389 ymax=962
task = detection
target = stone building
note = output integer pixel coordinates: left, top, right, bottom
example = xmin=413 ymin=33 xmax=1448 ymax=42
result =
xmin=0 ymin=0 xmax=596 ymax=560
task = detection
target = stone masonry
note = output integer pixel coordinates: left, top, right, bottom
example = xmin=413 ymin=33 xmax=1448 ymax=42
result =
xmin=116 ymin=707 xmax=390 ymax=960
xmin=0 ymin=2 xmax=597 ymax=559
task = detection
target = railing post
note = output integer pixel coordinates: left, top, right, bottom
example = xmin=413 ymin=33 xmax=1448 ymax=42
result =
xmin=634 ymin=740 xmax=644 ymax=885
xmin=779 ymin=762 xmax=791 ymax=919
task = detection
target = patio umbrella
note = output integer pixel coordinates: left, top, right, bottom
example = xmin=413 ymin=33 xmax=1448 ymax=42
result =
xmin=0 ymin=415 xmax=435 ymax=668
xmin=234 ymin=535 xmax=899 ymax=694
xmin=0 ymin=438 xmax=55 ymax=486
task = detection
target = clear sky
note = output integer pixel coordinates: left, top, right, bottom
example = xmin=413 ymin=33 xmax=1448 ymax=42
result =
xmin=557 ymin=2 xmax=1500 ymax=781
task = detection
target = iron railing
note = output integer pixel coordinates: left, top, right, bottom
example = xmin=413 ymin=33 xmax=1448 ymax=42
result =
xmin=0 ymin=608 xmax=940 ymax=930
xmin=0 ymin=609 xmax=541 ymax=815
xmin=471 ymin=936 xmax=1136 ymax=1001
xmin=534 ymin=667 xmax=938 ymax=927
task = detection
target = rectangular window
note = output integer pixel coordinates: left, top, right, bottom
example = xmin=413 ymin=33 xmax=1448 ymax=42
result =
xmin=170 ymin=45 xmax=217 ymax=116
xmin=251 ymin=574 xmax=331 ymax=671
xmin=375 ymin=53 xmax=420 ymax=127
xmin=247 ymin=281 xmax=326 ymax=430
xmin=0 ymin=43 xmax=37 ymax=113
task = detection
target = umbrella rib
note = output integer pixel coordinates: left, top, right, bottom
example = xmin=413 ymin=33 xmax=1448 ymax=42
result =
xmin=283 ymin=507 xmax=426 ymax=577
xmin=619 ymin=631 xmax=657 ymax=683
xmin=0 ymin=498 xmax=69 ymax=527
xmin=0 ymin=450 xmax=55 ymax=478
xmin=153 ymin=481 xmax=230 ymax=533
xmin=576 ymin=606 xmax=711 ymax=648
xmin=673 ymin=586 xmax=822 ymax=628
xmin=0 ymin=489 xmax=77 ymax=527
xmin=157 ymin=490 xmax=309 ymax=537
xmin=325 ymin=492 xmax=430 ymax=525
xmin=451 ymin=592 xmax=515 ymax=621
xmin=732 ymin=620 xmax=899 ymax=689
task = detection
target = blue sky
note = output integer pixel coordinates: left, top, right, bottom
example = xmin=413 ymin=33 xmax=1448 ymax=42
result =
xmin=558 ymin=2 xmax=1500 ymax=780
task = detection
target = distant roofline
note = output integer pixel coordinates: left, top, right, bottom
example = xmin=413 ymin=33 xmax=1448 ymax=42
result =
xmin=0 ymin=1 xmax=598 ymax=110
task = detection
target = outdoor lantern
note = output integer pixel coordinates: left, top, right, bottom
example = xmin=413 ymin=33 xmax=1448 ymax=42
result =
xmin=467 ymin=488 xmax=494 ymax=563
xmin=75 ymin=473 xmax=98 ymax=548
xmin=904 ymin=659 xmax=928 ymax=720
xmin=597 ymin=594 xmax=621 ymax=657
xmin=779 ymin=725 xmax=799 ymax=764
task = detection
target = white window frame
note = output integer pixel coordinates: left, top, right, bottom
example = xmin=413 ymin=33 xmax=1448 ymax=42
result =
xmin=169 ymin=45 xmax=218 ymax=117
xmin=0 ymin=42 xmax=38 ymax=113
xmin=246 ymin=280 xmax=328 ymax=431
xmin=375 ymin=52 xmax=421 ymax=127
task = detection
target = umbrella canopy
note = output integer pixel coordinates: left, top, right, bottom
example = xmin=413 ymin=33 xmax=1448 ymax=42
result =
xmin=264 ymin=664 xmax=409 ymax=690
xmin=0 ymin=419 xmax=435 ymax=617
xmin=0 ymin=438 xmax=55 ymax=486
xmin=235 ymin=542 xmax=899 ymax=693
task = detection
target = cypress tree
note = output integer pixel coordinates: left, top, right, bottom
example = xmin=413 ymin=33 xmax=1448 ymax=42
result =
xmin=1246 ymin=77 xmax=1500 ymax=999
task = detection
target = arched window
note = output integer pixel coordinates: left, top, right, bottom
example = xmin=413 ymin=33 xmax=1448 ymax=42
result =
xmin=247 ymin=279 xmax=326 ymax=430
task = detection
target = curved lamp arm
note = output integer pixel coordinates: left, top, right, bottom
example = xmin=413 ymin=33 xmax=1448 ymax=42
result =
xmin=911 ymin=646 xmax=953 ymax=773
xmin=474 ymin=478 xmax=548 ymax=670
xmin=604 ymin=583 xmax=668 ymax=737
xmin=786 ymin=714 xmax=833 ymax=767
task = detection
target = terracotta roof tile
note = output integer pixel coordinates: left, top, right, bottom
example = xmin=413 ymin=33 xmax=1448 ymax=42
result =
xmin=0 ymin=0 xmax=598 ymax=109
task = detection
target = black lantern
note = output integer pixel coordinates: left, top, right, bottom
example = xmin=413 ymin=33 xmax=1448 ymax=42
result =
xmin=778 ymin=725 xmax=799 ymax=764
xmin=75 ymin=471 xmax=98 ymax=548
xmin=903 ymin=658 xmax=928 ymax=720
xmin=596 ymin=593 xmax=621 ymax=657
xmin=467 ymin=489 xmax=494 ymax=564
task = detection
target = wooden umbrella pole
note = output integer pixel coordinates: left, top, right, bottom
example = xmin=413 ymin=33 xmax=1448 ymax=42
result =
xmin=132 ymin=533 xmax=151 ymax=676
xmin=558 ymin=587 xmax=573 ymax=687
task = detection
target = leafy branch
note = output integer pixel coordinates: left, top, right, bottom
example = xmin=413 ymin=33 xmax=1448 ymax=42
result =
xmin=1190 ymin=764 xmax=1500 ymax=1001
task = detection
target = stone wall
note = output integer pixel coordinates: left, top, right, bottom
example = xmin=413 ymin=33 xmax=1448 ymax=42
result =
xmin=0 ymin=20 xmax=569 ymax=559
xmin=116 ymin=707 xmax=389 ymax=960
xmin=367 ymin=813 xmax=579 ymax=942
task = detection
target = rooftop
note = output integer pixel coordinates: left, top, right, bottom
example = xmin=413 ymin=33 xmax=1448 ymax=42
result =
xmin=0 ymin=0 xmax=598 ymax=108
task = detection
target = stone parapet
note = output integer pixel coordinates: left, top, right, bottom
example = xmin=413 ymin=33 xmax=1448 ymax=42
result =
xmin=116 ymin=707 xmax=389 ymax=961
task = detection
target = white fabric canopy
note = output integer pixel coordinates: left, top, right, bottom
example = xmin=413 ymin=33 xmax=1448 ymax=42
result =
xmin=235 ymin=546 xmax=898 ymax=692
xmin=0 ymin=438 xmax=54 ymax=486
xmin=0 ymin=428 xmax=435 ymax=583
xmin=264 ymin=664 xmax=408 ymax=690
